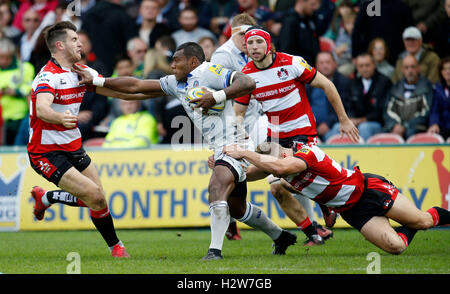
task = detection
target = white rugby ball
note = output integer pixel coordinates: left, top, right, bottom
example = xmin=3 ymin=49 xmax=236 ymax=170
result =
xmin=185 ymin=87 xmax=225 ymax=115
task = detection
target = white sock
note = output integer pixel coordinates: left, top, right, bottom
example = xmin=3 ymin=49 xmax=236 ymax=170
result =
xmin=41 ymin=192 xmax=51 ymax=207
xmin=293 ymin=194 xmax=316 ymax=223
xmin=238 ymin=202 xmax=282 ymax=240
xmin=209 ymin=201 xmax=230 ymax=251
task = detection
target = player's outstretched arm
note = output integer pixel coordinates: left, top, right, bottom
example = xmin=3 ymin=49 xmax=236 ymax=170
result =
xmin=72 ymin=64 xmax=166 ymax=96
xmin=310 ymin=71 xmax=360 ymax=143
xmin=223 ymin=144 xmax=306 ymax=178
xmin=96 ymin=86 xmax=163 ymax=101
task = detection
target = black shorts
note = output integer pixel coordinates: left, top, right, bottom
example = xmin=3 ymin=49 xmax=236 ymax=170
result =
xmin=266 ymin=135 xmax=317 ymax=148
xmin=28 ymin=148 xmax=91 ymax=185
xmin=340 ymin=173 xmax=399 ymax=231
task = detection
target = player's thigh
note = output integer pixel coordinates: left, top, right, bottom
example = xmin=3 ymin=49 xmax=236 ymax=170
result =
xmin=80 ymin=161 xmax=104 ymax=193
xmin=385 ymin=193 xmax=433 ymax=229
xmin=360 ymin=216 xmax=406 ymax=254
xmin=58 ymin=166 xmax=103 ymax=203
xmin=208 ymin=165 xmax=236 ymax=202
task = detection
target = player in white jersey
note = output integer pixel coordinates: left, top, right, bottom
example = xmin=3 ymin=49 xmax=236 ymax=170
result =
xmin=209 ymin=13 xmax=263 ymax=241
xmin=74 ymin=42 xmax=298 ymax=260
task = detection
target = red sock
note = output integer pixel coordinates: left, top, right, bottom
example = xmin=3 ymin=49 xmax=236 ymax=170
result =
xmin=297 ymin=217 xmax=312 ymax=230
xmin=397 ymin=232 xmax=408 ymax=247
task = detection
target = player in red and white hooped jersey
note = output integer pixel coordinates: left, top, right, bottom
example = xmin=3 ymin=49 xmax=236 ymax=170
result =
xmin=28 ymin=58 xmax=97 ymax=154
xmin=233 ymin=26 xmax=360 ymax=244
xmin=28 ymin=22 xmax=152 ymax=258
xmin=223 ymin=142 xmax=450 ymax=255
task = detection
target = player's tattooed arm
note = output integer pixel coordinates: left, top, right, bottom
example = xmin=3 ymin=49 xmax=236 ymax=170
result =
xmin=226 ymin=72 xmax=256 ymax=99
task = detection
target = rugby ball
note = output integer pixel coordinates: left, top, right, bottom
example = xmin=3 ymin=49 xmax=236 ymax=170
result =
xmin=185 ymin=87 xmax=225 ymax=115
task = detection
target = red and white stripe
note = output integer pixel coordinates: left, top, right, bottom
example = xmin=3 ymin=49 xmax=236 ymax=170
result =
xmin=236 ymin=52 xmax=317 ymax=138
xmin=28 ymin=60 xmax=98 ymax=154
xmin=286 ymin=145 xmax=365 ymax=212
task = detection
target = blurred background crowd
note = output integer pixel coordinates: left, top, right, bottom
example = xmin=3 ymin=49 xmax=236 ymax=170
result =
xmin=0 ymin=0 xmax=449 ymax=148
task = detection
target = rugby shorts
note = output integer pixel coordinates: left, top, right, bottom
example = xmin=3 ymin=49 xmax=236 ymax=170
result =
xmin=340 ymin=173 xmax=399 ymax=231
xmin=28 ymin=148 xmax=91 ymax=185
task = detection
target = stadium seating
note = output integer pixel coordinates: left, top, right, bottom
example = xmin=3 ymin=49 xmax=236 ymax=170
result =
xmin=366 ymin=133 xmax=405 ymax=144
xmin=406 ymin=133 xmax=445 ymax=144
xmin=325 ymin=134 xmax=364 ymax=145
xmin=83 ymin=137 xmax=106 ymax=147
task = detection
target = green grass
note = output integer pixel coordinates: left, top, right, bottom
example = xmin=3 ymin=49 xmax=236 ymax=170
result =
xmin=0 ymin=228 xmax=448 ymax=274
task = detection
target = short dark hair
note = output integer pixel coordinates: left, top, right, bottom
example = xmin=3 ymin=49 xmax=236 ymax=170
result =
xmin=175 ymin=42 xmax=205 ymax=63
xmin=44 ymin=21 xmax=77 ymax=53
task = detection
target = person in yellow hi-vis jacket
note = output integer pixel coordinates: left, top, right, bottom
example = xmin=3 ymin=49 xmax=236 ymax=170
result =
xmin=0 ymin=38 xmax=34 ymax=145
xmin=103 ymin=99 xmax=159 ymax=148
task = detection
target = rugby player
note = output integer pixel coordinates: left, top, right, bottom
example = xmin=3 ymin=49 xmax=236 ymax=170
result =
xmin=223 ymin=142 xmax=450 ymax=255
xmin=73 ymin=42 xmax=298 ymax=260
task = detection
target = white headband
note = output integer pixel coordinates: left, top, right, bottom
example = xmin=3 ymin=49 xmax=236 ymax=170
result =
xmin=231 ymin=25 xmax=251 ymax=37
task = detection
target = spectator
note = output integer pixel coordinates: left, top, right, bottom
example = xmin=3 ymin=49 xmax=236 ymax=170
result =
xmin=435 ymin=0 xmax=450 ymax=58
xmin=77 ymin=30 xmax=108 ymax=76
xmin=163 ymin=0 xmax=212 ymax=32
xmin=277 ymin=0 xmax=321 ymax=66
xmin=14 ymin=8 xmax=41 ymax=61
xmin=208 ymin=0 xmax=238 ymax=36
xmin=154 ymin=34 xmax=176 ymax=61
xmin=352 ymin=0 xmax=414 ymax=65
xmin=12 ymin=0 xmax=58 ymax=32
xmin=0 ymin=38 xmax=34 ymax=145
xmin=0 ymin=3 xmax=21 ymax=39
xmin=384 ymin=55 xmax=433 ymax=139
xmin=428 ymin=57 xmax=450 ymax=140
xmin=368 ymin=37 xmax=395 ymax=80
xmin=325 ymin=53 xmax=392 ymax=141
xmin=198 ymin=36 xmax=216 ymax=62
xmin=29 ymin=24 xmax=51 ymax=72
xmin=171 ymin=7 xmax=216 ymax=47
xmin=137 ymin=0 xmax=171 ymax=48
xmin=392 ymin=26 xmax=441 ymax=84
xmin=219 ymin=0 xmax=274 ymax=44
xmin=102 ymin=99 xmax=159 ymax=148
xmin=126 ymin=37 xmax=148 ymax=77
xmin=82 ymin=0 xmax=138 ymax=76
xmin=334 ymin=9 xmax=355 ymax=77
xmin=307 ymin=51 xmax=351 ymax=141
xmin=402 ymin=0 xmax=447 ymax=43
xmin=323 ymin=0 xmax=354 ymax=41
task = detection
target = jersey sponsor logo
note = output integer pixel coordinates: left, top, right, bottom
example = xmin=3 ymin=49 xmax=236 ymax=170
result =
xmin=55 ymin=90 xmax=85 ymax=100
xmin=296 ymin=147 xmax=310 ymax=155
xmin=209 ymin=64 xmax=224 ymax=75
xmin=299 ymin=57 xmax=312 ymax=71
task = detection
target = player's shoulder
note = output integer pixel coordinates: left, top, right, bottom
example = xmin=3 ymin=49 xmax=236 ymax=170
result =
xmin=293 ymin=143 xmax=325 ymax=161
xmin=241 ymin=61 xmax=258 ymax=74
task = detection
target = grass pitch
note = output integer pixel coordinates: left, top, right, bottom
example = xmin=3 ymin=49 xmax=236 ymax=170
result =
xmin=0 ymin=228 xmax=448 ymax=274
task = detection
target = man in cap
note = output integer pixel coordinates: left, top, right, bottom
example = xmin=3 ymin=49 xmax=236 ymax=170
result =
xmin=393 ymin=26 xmax=441 ymax=83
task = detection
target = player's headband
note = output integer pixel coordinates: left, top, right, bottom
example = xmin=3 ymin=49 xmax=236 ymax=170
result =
xmin=231 ymin=25 xmax=251 ymax=37
xmin=244 ymin=27 xmax=271 ymax=55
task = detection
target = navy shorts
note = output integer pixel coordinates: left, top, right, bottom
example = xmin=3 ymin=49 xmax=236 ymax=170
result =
xmin=340 ymin=173 xmax=399 ymax=231
xmin=28 ymin=148 xmax=91 ymax=185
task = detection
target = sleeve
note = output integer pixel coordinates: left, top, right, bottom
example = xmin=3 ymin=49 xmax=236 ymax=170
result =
xmin=292 ymin=145 xmax=316 ymax=168
xmin=159 ymin=75 xmax=178 ymax=97
xmin=203 ymin=63 xmax=235 ymax=90
xmin=210 ymin=51 xmax=232 ymax=69
xmin=291 ymin=56 xmax=317 ymax=84
xmin=34 ymin=71 xmax=56 ymax=96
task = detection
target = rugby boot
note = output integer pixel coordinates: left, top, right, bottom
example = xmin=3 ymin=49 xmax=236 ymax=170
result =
xmin=31 ymin=186 xmax=48 ymax=221
xmin=272 ymin=230 xmax=297 ymax=255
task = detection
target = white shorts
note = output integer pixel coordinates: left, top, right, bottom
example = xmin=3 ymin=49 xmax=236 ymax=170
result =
xmin=214 ymin=150 xmax=249 ymax=183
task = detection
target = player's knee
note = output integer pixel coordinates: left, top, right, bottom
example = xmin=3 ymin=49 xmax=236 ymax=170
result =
xmin=87 ymin=186 xmax=106 ymax=209
xmin=383 ymin=233 xmax=407 ymax=255
xmin=270 ymin=184 xmax=288 ymax=204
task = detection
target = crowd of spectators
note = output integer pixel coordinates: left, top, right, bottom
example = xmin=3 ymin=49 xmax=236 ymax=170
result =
xmin=0 ymin=0 xmax=448 ymax=147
